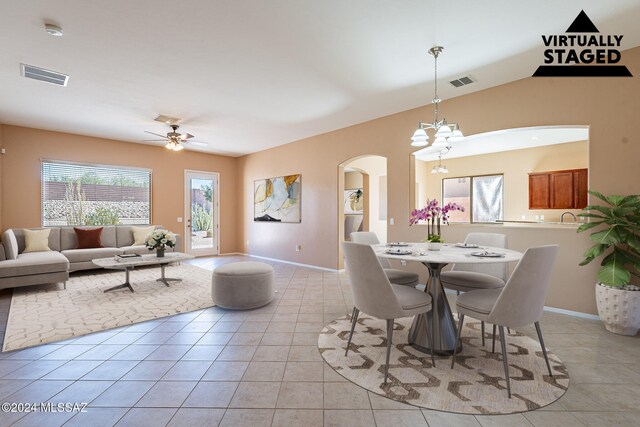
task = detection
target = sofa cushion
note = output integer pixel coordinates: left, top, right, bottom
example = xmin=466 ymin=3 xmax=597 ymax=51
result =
xmin=2 ymin=230 xmax=19 ymax=260
xmin=61 ymin=226 xmax=116 ymax=250
xmin=0 ymin=251 xmax=69 ymax=278
xmin=74 ymin=227 xmax=103 ymax=249
xmin=23 ymin=229 xmax=52 ymax=253
xmin=132 ymin=226 xmax=155 ymax=245
xmin=11 ymin=228 xmax=61 ymax=253
xmin=61 ymin=248 xmax=123 ymax=263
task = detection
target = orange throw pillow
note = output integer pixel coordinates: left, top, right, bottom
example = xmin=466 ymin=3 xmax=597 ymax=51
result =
xmin=74 ymin=227 xmax=103 ymax=249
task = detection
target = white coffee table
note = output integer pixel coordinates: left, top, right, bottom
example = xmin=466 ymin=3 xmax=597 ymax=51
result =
xmin=92 ymin=252 xmax=195 ymax=293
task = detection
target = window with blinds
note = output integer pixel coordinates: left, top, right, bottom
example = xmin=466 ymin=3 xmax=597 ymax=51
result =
xmin=42 ymin=161 xmax=151 ymax=227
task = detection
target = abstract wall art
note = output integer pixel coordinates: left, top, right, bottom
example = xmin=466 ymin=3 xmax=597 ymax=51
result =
xmin=254 ymin=174 xmax=301 ymax=222
xmin=344 ymin=188 xmax=364 ymax=215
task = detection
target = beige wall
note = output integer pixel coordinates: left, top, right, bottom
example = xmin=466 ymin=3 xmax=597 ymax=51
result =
xmin=416 ymin=140 xmax=589 ymax=222
xmin=0 ymin=125 xmax=240 ymax=254
xmin=239 ymin=46 xmax=640 ymax=315
xmin=344 ymin=171 xmax=363 ymax=189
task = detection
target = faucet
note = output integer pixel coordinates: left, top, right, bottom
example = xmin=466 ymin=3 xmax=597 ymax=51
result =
xmin=561 ymin=212 xmax=577 ymax=223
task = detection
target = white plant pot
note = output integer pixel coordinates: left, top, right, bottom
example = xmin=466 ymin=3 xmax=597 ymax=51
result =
xmin=595 ymin=283 xmax=640 ymax=336
xmin=426 ymin=242 xmax=443 ymax=251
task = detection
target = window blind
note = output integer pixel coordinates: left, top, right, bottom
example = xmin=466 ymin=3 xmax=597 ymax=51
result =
xmin=41 ymin=161 xmax=151 ymax=227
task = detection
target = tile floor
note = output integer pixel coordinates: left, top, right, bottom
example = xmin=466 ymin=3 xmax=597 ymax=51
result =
xmin=0 ymin=255 xmax=638 ymax=426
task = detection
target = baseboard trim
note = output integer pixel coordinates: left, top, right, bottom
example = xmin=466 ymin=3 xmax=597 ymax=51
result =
xmin=246 ymin=254 xmax=339 ymax=272
xmin=218 ymin=252 xmax=246 ymax=256
xmin=542 ymin=305 xmax=600 ymax=320
xmin=443 ymin=288 xmax=599 ymax=320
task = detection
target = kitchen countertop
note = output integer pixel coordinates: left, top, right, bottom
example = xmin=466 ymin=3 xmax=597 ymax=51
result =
xmin=495 ymin=220 xmax=581 ymax=226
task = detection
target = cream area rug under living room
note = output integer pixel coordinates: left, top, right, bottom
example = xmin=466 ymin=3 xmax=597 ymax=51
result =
xmin=319 ymin=314 xmax=570 ymax=415
xmin=3 ymin=263 xmax=214 ymax=352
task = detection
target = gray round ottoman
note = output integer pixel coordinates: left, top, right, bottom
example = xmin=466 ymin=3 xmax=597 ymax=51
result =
xmin=212 ymin=262 xmax=275 ymax=309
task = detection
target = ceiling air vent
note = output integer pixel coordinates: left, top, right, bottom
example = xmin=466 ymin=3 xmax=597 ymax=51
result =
xmin=20 ymin=63 xmax=69 ymax=86
xmin=449 ymin=75 xmax=475 ymax=88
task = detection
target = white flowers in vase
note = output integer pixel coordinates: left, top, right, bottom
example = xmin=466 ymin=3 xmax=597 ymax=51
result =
xmin=145 ymin=229 xmax=177 ymax=252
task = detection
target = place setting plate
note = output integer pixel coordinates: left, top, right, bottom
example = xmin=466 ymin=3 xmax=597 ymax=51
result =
xmin=385 ymin=248 xmax=413 ymax=256
xmin=469 ymin=251 xmax=505 ymax=258
xmin=386 ymin=242 xmax=411 ymax=247
xmin=454 ymin=243 xmax=480 ymax=248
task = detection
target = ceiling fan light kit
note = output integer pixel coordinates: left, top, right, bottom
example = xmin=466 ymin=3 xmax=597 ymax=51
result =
xmin=143 ymin=121 xmax=208 ymax=151
xmin=410 ymin=46 xmax=464 ymax=155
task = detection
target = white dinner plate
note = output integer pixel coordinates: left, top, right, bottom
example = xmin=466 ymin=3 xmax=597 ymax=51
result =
xmin=385 ymin=249 xmax=412 ymax=255
xmin=387 ymin=242 xmax=410 ymax=247
xmin=469 ymin=251 xmax=505 ymax=258
xmin=454 ymin=243 xmax=479 ymax=248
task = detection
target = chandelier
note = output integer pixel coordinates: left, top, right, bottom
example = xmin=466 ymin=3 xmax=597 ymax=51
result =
xmin=431 ymin=153 xmax=448 ymax=174
xmin=410 ymin=46 xmax=464 ymax=149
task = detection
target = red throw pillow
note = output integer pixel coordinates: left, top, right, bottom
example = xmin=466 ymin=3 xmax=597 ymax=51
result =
xmin=74 ymin=227 xmax=103 ymax=249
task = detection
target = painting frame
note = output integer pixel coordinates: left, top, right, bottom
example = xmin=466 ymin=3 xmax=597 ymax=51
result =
xmin=254 ymin=174 xmax=302 ymax=223
xmin=344 ymin=188 xmax=364 ymax=215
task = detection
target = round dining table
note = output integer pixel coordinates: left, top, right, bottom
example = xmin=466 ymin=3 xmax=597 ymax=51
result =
xmin=375 ymin=242 xmax=523 ymax=355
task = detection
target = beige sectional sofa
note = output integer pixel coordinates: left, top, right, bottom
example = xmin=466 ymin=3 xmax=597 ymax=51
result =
xmin=0 ymin=225 xmax=181 ymax=290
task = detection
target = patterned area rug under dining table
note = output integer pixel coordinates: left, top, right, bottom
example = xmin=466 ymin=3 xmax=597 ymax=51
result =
xmin=3 ymin=263 xmax=214 ymax=352
xmin=319 ymin=314 xmax=570 ymax=415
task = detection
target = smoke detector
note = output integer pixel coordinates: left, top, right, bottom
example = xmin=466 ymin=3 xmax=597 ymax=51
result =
xmin=44 ymin=23 xmax=63 ymax=37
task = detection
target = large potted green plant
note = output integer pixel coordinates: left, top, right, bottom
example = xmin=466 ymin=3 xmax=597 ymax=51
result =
xmin=577 ymin=190 xmax=640 ymax=335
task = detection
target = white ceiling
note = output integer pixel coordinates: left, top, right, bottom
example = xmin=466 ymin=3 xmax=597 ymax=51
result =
xmin=412 ymin=126 xmax=589 ymax=161
xmin=1 ymin=1 xmax=639 ymax=157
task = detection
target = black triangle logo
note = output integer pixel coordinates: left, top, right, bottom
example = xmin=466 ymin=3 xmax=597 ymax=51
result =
xmin=566 ymin=10 xmax=599 ymax=33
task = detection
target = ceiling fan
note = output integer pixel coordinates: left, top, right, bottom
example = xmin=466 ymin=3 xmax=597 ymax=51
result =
xmin=143 ymin=124 xmax=208 ymax=151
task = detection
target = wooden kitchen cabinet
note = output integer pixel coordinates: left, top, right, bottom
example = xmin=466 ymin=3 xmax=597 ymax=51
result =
xmin=529 ymin=168 xmax=588 ymax=209
xmin=529 ymin=174 xmax=550 ymax=209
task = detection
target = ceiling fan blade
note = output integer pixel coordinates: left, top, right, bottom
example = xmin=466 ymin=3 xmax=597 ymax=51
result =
xmin=142 ymin=139 xmax=168 ymax=142
xmin=180 ymin=133 xmax=194 ymax=140
xmin=187 ymin=141 xmax=209 ymax=147
xmin=144 ymin=131 xmax=168 ymax=139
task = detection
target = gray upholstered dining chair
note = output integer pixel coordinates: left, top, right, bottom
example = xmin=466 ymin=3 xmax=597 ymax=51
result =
xmin=350 ymin=231 xmax=420 ymax=287
xmin=450 ymin=245 xmax=559 ymax=398
xmin=342 ymin=241 xmax=435 ymax=384
xmin=441 ymin=232 xmax=508 ymax=346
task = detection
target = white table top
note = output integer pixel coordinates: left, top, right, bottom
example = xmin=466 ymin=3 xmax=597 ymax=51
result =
xmin=92 ymin=252 xmax=194 ymax=268
xmin=374 ymin=243 xmax=522 ymax=265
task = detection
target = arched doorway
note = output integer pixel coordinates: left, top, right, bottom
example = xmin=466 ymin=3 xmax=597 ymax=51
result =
xmin=337 ymin=155 xmax=388 ymax=269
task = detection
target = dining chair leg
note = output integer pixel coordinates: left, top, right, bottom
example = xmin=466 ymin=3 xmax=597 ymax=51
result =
xmin=492 ymin=324 xmax=497 ymax=353
xmin=534 ymin=321 xmax=554 ymax=377
xmin=498 ymin=325 xmax=512 ymax=398
xmin=450 ymin=314 xmax=465 ymax=369
xmin=384 ymin=318 xmax=394 ymax=384
xmin=345 ymin=307 xmax=360 ymax=356
xmin=481 ymin=321 xmax=486 ymax=346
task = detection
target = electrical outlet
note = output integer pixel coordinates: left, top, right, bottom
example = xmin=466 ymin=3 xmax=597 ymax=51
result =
xmin=390 ymin=218 xmax=395 ymax=225
xmin=295 ymin=245 xmax=302 ymax=252
xmin=400 ymin=260 xmax=407 ymax=266
xmin=177 ymin=217 xmax=182 ymax=223
xmin=246 ymin=240 xmax=250 ymax=246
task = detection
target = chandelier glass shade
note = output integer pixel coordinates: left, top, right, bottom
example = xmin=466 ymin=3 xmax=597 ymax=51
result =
xmin=410 ymin=46 xmax=464 ymax=150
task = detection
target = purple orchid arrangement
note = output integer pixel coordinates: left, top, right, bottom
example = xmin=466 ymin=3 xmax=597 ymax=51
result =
xmin=410 ymin=199 xmax=465 ymax=242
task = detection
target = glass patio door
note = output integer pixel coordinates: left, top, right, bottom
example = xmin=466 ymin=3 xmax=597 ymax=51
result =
xmin=184 ymin=170 xmax=219 ymax=256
